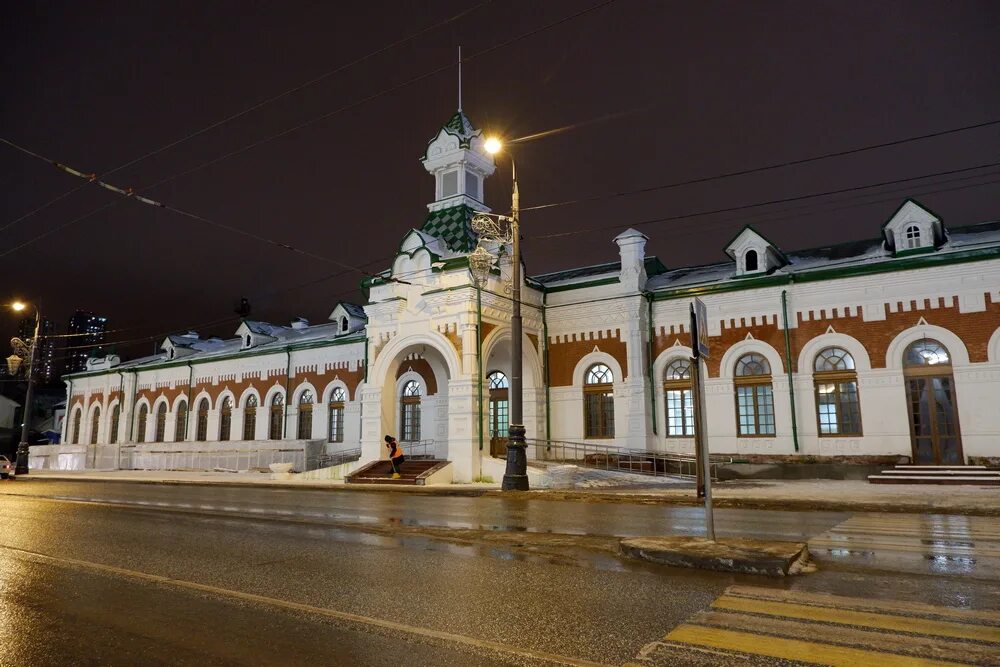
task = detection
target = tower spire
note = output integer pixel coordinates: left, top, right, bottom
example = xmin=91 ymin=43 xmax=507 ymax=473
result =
xmin=457 ymin=46 xmax=462 ymax=112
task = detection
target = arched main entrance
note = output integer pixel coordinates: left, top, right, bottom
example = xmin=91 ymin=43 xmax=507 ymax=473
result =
xmin=903 ymin=339 xmax=963 ymax=464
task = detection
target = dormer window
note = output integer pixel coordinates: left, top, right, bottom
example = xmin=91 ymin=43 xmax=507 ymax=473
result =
xmin=244 ymin=335 xmax=252 ymax=348
xmin=441 ymin=170 xmax=458 ymax=198
xmin=340 ymin=317 xmax=348 ymax=333
xmin=904 ymin=224 xmax=921 ymax=249
xmin=744 ymin=249 xmax=759 ymax=272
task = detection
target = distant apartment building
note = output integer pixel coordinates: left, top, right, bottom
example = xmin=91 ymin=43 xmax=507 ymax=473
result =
xmin=64 ymin=311 xmax=108 ymax=375
xmin=17 ymin=316 xmax=58 ymax=384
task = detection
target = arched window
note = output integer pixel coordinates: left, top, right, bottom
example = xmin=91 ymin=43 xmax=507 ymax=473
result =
xmin=734 ymin=353 xmax=775 ymax=436
xmin=196 ymin=398 xmax=209 ymax=441
xmin=269 ymin=393 xmax=284 ymax=440
xmin=70 ymin=407 xmax=82 ymax=444
xmin=584 ymin=363 xmax=615 ymax=438
xmin=663 ymin=359 xmax=694 ymax=437
xmin=904 ymin=224 xmax=922 ymax=249
xmin=219 ymin=396 xmax=233 ymax=441
xmin=487 ymin=371 xmax=509 ymax=452
xmin=90 ymin=406 xmax=101 ymax=445
xmin=814 ymin=347 xmax=862 ymax=436
xmin=744 ymin=249 xmax=759 ymax=272
xmin=136 ymin=405 xmax=148 ymax=444
xmin=297 ymin=390 xmax=314 ymax=439
xmin=174 ymin=401 xmax=188 ymax=441
xmin=400 ymin=380 xmax=421 ymax=442
xmin=341 ymin=317 xmax=348 ymax=333
xmin=109 ymin=404 xmax=120 ymax=444
xmin=904 ymin=339 xmax=950 ymax=367
xmin=488 ymin=371 xmax=509 ymax=390
xmin=154 ymin=403 xmax=167 ymax=442
xmin=243 ymin=395 xmax=258 ymax=440
xmin=328 ymin=387 xmax=345 ymax=443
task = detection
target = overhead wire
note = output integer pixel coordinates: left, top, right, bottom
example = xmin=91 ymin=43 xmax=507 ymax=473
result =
xmin=527 ymin=161 xmax=1000 ymax=240
xmin=0 ymin=0 xmax=619 ymax=259
xmin=0 ymin=1 xmax=494 ymax=234
xmin=520 ymin=118 xmax=1000 ymax=212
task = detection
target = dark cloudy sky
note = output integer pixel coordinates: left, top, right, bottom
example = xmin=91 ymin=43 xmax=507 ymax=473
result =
xmin=2 ymin=0 xmax=999 ymax=361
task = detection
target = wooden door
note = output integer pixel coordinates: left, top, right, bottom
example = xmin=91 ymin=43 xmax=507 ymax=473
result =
xmin=905 ymin=375 xmax=963 ymax=465
xmin=489 ymin=389 xmax=509 ymax=458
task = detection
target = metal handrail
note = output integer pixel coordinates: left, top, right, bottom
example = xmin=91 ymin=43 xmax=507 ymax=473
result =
xmin=525 ymin=438 xmax=731 ymax=480
xmin=316 ymin=447 xmax=362 ymax=468
xmin=400 ymin=439 xmax=437 ymax=459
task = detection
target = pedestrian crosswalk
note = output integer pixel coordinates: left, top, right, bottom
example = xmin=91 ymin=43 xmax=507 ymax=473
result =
xmin=633 ymin=585 xmax=1000 ymax=666
xmin=807 ymin=514 xmax=1000 ymax=578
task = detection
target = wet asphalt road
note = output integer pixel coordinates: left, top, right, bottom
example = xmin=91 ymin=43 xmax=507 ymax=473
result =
xmin=0 ymin=479 xmax=997 ymax=666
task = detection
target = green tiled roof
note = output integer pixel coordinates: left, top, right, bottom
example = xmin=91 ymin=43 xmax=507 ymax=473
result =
xmin=441 ymin=110 xmax=478 ymax=147
xmin=420 ymin=204 xmax=478 ymax=254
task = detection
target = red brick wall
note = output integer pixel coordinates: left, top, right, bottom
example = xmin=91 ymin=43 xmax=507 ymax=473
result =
xmin=548 ymin=329 xmax=628 ymax=386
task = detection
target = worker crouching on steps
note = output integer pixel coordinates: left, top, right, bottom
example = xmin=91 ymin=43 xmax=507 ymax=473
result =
xmin=385 ymin=435 xmax=405 ymax=479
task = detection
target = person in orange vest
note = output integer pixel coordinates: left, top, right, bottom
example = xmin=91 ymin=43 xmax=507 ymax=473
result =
xmin=385 ymin=435 xmax=405 ymax=479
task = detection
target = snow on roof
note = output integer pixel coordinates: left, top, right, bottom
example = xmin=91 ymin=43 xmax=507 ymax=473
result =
xmin=338 ymin=302 xmax=367 ymax=320
xmin=646 ymin=220 xmax=1000 ymax=292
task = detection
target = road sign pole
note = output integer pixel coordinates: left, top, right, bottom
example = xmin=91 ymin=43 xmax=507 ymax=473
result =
xmin=690 ymin=300 xmax=715 ymax=541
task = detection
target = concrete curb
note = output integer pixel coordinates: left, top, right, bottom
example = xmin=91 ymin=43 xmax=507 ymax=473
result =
xmin=16 ymin=474 xmax=1000 ymax=516
xmin=619 ymin=536 xmax=809 ymax=576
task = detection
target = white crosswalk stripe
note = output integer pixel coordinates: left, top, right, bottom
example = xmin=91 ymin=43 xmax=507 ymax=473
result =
xmin=630 ymin=585 xmax=1000 ymax=666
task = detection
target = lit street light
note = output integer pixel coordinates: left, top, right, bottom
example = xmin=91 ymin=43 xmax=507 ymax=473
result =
xmin=478 ymin=137 xmax=528 ymax=491
xmin=9 ymin=300 xmax=39 ymax=475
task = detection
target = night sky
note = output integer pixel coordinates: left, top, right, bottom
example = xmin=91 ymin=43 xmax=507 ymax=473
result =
xmin=3 ymin=1 xmax=999 ymax=363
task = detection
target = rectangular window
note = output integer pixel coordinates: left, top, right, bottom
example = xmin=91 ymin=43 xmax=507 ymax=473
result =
xmin=465 ymin=171 xmax=480 ymax=199
xmin=297 ymin=406 xmax=312 ymax=439
xmin=665 ymin=388 xmax=694 ymax=436
xmin=816 ymin=380 xmax=862 ymax=436
xmin=584 ymin=390 xmax=614 ymax=438
xmin=736 ymin=383 xmax=775 ymax=436
xmin=328 ymin=406 xmax=344 ymax=443
xmin=401 ymin=402 xmax=421 ymax=441
xmin=441 ymin=170 xmax=458 ymax=198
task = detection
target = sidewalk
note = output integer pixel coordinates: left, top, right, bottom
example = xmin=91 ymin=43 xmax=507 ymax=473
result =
xmin=18 ymin=470 xmax=1000 ymax=516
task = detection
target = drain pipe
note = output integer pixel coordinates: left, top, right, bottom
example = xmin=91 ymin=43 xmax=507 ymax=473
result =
xmin=781 ymin=287 xmax=800 ymax=453
xmin=476 ymin=286 xmax=484 ymax=451
xmin=542 ymin=291 xmax=551 ymax=446
xmin=127 ymin=369 xmax=138 ymax=442
xmin=283 ymin=347 xmax=292 ymax=438
xmin=646 ymin=292 xmax=657 ymax=436
xmin=185 ymin=362 xmax=194 ymax=441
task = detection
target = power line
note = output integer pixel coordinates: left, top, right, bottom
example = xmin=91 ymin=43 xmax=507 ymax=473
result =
xmin=0 ymin=0 xmax=619 ymax=259
xmin=0 ymin=2 xmax=494 ymax=234
xmin=521 ymin=117 xmax=1000 ymax=213
xmin=528 ymin=162 xmax=1000 ymax=240
xmin=0 ymin=137 xmax=386 ymax=278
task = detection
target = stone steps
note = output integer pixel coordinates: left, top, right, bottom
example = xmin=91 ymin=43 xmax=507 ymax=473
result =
xmin=868 ymin=465 xmax=1000 ymax=485
xmin=345 ymin=459 xmax=448 ymax=486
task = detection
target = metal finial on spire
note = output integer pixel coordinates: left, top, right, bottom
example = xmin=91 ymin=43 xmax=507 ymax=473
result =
xmin=458 ymin=46 xmax=462 ymax=111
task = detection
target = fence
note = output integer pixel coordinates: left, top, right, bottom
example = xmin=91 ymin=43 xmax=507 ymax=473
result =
xmin=527 ymin=438 xmax=731 ymax=480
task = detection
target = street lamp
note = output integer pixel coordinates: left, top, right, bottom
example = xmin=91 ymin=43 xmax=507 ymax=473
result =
xmin=479 ymin=137 xmax=529 ymax=491
xmin=9 ymin=300 xmax=39 ymax=475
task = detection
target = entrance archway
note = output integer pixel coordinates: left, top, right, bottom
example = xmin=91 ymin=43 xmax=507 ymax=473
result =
xmin=903 ymin=339 xmax=963 ymax=465
xmin=368 ymin=334 xmax=458 ymax=461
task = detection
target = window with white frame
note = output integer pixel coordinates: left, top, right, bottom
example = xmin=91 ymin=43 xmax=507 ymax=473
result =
xmin=219 ymin=397 xmax=233 ymax=441
xmin=243 ymin=395 xmax=257 ymax=440
xmin=813 ymin=347 xmax=862 ymax=436
xmin=174 ymin=401 xmax=187 ymax=441
xmin=269 ymin=394 xmax=284 ymax=440
xmin=663 ymin=359 xmax=694 ymax=437
xmin=136 ymin=405 xmax=148 ymax=443
xmin=904 ymin=224 xmax=922 ymax=249
xmin=328 ymin=387 xmax=346 ymax=443
xmin=734 ymin=353 xmax=775 ymax=436
xmin=196 ymin=399 xmax=209 ymax=441
xmin=90 ymin=406 xmax=101 ymax=445
xmin=154 ymin=403 xmax=167 ymax=442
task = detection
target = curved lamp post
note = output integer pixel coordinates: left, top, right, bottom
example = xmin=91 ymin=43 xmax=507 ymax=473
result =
xmin=469 ymin=138 xmax=529 ymax=491
xmin=10 ymin=300 xmax=39 ymax=475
